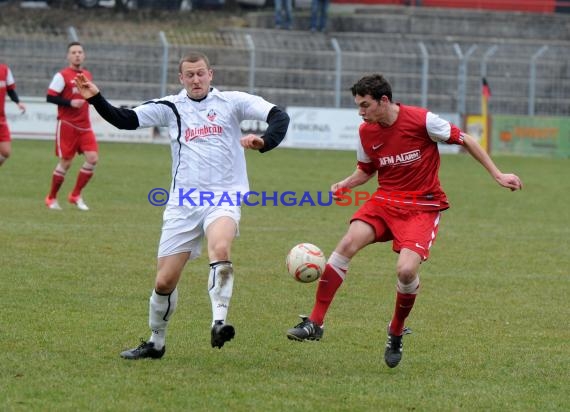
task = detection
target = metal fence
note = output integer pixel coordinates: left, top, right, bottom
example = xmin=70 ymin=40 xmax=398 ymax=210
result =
xmin=2 ymin=25 xmax=569 ymax=122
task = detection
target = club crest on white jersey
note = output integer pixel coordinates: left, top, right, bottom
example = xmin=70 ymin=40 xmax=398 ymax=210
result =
xmin=207 ymin=109 xmax=217 ymax=121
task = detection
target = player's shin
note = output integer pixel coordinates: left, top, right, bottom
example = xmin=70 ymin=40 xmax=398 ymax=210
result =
xmin=390 ymin=277 xmax=420 ymax=336
xmin=309 ymin=252 xmax=350 ymax=325
xmin=148 ymin=288 xmax=178 ymax=349
xmin=208 ymin=261 xmax=234 ymax=325
xmin=71 ymin=162 xmax=95 ymax=197
xmin=48 ymin=165 xmax=67 ymax=198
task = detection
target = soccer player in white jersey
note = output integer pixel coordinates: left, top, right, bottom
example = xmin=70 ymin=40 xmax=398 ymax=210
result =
xmin=74 ymin=52 xmax=290 ymax=359
xmin=286 ymin=74 xmax=522 ymax=368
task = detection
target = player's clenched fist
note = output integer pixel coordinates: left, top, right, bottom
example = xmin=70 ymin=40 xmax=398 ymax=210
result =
xmin=240 ymin=134 xmax=265 ymax=150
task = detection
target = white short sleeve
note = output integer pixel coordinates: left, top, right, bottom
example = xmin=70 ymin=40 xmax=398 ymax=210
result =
xmin=134 ymin=100 xmax=172 ymax=128
xmin=426 ymin=111 xmax=452 ymax=143
xmin=356 ymin=139 xmax=371 ymax=163
xmin=48 ymin=72 xmax=65 ymax=93
xmin=6 ymin=68 xmax=15 ymax=87
xmin=228 ymin=91 xmax=274 ymax=122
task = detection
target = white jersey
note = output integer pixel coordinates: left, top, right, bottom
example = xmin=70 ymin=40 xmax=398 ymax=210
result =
xmin=134 ymin=87 xmax=274 ymax=217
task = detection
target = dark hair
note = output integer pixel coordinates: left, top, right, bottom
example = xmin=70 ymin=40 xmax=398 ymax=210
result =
xmin=67 ymin=41 xmax=82 ymax=51
xmin=179 ymin=51 xmax=211 ymax=73
xmin=351 ymin=74 xmax=392 ymax=102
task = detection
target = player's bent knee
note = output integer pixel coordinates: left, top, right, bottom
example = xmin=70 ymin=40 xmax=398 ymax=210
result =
xmin=154 ymin=283 xmax=177 ymax=295
xmin=396 ymin=264 xmax=418 ymax=284
xmin=338 ymin=235 xmax=363 ymax=257
xmin=209 ymin=243 xmax=232 ymax=261
xmin=154 ymin=276 xmax=179 ymax=294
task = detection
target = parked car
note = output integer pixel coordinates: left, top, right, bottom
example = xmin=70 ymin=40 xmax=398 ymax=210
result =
xmin=36 ymin=0 xmax=189 ymax=9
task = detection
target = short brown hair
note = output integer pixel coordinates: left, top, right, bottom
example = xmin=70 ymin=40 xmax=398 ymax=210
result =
xmin=67 ymin=41 xmax=82 ymax=51
xmin=351 ymin=74 xmax=392 ymax=102
xmin=178 ymin=52 xmax=211 ymax=73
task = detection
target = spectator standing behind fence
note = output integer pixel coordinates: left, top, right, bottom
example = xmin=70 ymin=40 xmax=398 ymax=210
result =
xmin=74 ymin=51 xmax=290 ymax=360
xmin=0 ymin=63 xmax=26 ymax=167
xmin=286 ymin=73 xmax=523 ymax=369
xmin=275 ymin=0 xmax=293 ymax=30
xmin=45 ymin=42 xmax=98 ymax=211
xmin=310 ymin=0 xmax=329 ymax=33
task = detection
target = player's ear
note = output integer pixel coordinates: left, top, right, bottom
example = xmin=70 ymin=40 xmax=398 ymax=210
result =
xmin=178 ymin=73 xmax=184 ymax=85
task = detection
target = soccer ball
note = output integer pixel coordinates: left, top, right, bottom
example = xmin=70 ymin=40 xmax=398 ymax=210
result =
xmin=286 ymin=243 xmax=326 ymax=283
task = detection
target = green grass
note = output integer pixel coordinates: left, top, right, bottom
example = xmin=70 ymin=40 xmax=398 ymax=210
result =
xmin=1 ymin=140 xmax=568 ymax=411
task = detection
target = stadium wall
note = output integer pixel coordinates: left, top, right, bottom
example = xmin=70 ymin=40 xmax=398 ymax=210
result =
xmin=421 ymin=0 xmax=556 ymax=13
xmin=332 ymin=0 xmax=567 ymax=13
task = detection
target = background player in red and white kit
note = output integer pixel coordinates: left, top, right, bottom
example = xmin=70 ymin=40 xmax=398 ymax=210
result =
xmin=45 ymin=42 xmax=98 ymax=211
xmin=287 ymin=74 xmax=522 ymax=368
xmin=74 ymin=51 xmax=290 ymax=359
xmin=0 ymin=63 xmax=26 ymax=167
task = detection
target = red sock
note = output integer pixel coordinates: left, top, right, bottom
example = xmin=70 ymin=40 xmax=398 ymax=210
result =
xmin=71 ymin=168 xmax=94 ymax=197
xmin=309 ymin=263 xmax=346 ymax=325
xmin=48 ymin=172 xmax=65 ymax=199
xmin=390 ymin=292 xmax=417 ymax=336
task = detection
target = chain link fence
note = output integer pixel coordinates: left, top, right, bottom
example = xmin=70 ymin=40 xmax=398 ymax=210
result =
xmin=2 ymin=24 xmax=569 ymax=120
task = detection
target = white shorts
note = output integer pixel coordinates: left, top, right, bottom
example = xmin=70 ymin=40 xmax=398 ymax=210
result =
xmin=157 ymin=204 xmax=241 ymax=260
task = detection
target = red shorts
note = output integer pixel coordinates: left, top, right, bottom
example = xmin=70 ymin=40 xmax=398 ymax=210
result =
xmin=55 ymin=120 xmax=98 ymax=159
xmin=0 ymin=122 xmax=11 ymax=142
xmin=351 ymin=200 xmax=442 ymax=260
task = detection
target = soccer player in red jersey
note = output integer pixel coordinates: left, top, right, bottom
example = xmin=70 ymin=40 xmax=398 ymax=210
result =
xmin=45 ymin=42 xmax=97 ymax=211
xmin=287 ymin=74 xmax=523 ymax=368
xmin=0 ymin=63 xmax=26 ymax=167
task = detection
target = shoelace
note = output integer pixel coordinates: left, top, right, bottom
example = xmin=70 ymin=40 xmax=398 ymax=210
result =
xmin=386 ymin=335 xmax=402 ymax=350
xmin=293 ymin=320 xmax=305 ymax=328
xmin=135 ymin=339 xmax=150 ymax=351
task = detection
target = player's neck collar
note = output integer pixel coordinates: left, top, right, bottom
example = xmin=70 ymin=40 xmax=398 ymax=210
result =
xmin=187 ymin=87 xmax=213 ymax=103
xmin=188 ymin=94 xmax=207 ymax=103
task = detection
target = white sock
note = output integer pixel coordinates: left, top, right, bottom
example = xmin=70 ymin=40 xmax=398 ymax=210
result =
xmin=81 ymin=161 xmax=96 ymax=172
xmin=397 ymin=276 xmax=420 ymax=294
xmin=208 ymin=261 xmax=234 ymax=326
xmin=328 ymin=251 xmax=351 ymax=279
xmin=148 ymin=288 xmax=178 ymax=349
xmin=0 ymin=154 xmax=6 ymax=165
xmin=55 ymin=163 xmax=67 ymax=176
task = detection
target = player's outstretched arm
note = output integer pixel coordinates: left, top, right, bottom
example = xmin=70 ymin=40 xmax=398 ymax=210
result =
xmin=462 ymin=133 xmax=523 ymax=191
xmin=74 ymin=73 xmax=139 ymax=130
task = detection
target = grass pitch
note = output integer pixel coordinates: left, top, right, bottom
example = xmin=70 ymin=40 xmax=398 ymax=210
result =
xmin=1 ymin=139 xmax=568 ymax=411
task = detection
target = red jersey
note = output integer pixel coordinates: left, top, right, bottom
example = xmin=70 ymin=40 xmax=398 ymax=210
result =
xmin=47 ymin=67 xmax=92 ymax=128
xmin=0 ymin=64 xmax=16 ymax=123
xmin=356 ymin=104 xmax=464 ymax=211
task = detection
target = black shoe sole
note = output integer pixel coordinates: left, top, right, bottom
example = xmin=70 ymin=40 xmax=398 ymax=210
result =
xmin=120 ymin=346 xmax=165 ymax=360
xmin=286 ymin=333 xmax=322 ymax=342
xmin=287 ymin=333 xmax=304 ymax=341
